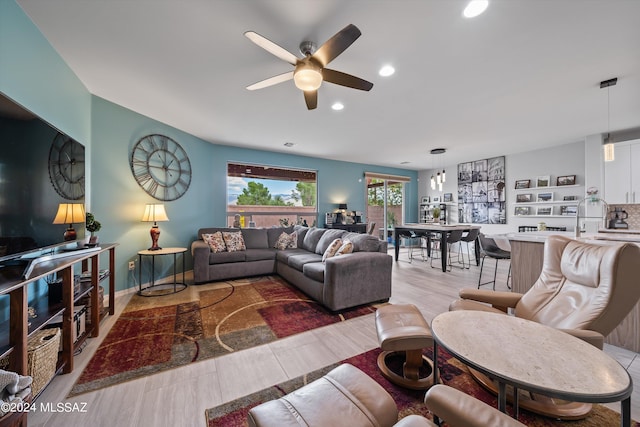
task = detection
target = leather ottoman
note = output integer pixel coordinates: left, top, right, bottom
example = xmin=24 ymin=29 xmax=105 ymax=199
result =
xmin=375 ymin=303 xmax=435 ymax=390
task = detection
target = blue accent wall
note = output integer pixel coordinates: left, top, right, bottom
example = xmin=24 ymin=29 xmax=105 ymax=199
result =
xmin=1 ymin=1 xmax=418 ymax=293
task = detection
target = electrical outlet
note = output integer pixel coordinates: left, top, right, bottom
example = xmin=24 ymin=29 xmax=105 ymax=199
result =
xmin=128 ymin=261 xmax=135 ymax=270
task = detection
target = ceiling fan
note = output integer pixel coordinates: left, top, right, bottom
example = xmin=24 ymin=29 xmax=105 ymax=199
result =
xmin=245 ymin=24 xmax=373 ymax=110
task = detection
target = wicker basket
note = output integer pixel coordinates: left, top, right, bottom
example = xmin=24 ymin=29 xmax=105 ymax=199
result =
xmin=27 ymin=328 xmax=61 ymax=396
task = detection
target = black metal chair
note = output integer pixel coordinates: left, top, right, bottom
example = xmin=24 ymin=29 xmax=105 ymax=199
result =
xmin=430 ymin=229 xmax=464 ymax=271
xmin=457 ymin=228 xmax=480 ymax=269
xmin=477 ymin=233 xmax=511 ymax=289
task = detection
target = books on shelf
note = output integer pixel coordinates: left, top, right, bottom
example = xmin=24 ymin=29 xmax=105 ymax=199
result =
xmin=80 ymin=269 xmax=109 ymax=282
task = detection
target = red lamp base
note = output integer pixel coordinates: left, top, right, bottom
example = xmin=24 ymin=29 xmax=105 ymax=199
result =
xmin=149 ymin=225 xmax=162 ymax=251
xmin=63 ymin=226 xmax=77 ymax=241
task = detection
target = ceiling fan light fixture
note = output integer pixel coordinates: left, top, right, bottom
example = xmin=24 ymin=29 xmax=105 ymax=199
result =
xmin=379 ymin=65 xmax=395 ymax=77
xmin=294 ymin=65 xmax=323 ymax=91
xmin=463 ymin=0 xmax=489 ymax=18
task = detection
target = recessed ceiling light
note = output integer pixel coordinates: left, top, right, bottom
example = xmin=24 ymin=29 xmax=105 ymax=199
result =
xmin=284 ymin=142 xmax=295 ymax=147
xmin=331 ymin=102 xmax=344 ymax=111
xmin=463 ymin=0 xmax=489 ymax=18
xmin=379 ymin=65 xmax=395 ymax=77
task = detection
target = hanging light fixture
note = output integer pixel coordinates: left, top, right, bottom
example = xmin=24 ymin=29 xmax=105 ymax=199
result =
xmin=601 ymin=77 xmax=617 ymax=162
xmin=430 ymin=148 xmax=446 ymax=192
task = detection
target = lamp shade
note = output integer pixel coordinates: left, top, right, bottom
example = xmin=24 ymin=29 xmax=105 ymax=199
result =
xmin=141 ymin=204 xmax=169 ymax=223
xmin=52 ymin=203 xmax=85 ymax=224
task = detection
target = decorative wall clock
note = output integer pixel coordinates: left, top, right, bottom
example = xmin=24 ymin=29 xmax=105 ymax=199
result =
xmin=48 ymin=133 xmax=85 ymax=200
xmin=130 ymin=134 xmax=192 ymax=201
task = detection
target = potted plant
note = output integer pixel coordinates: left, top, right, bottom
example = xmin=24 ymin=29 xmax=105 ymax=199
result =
xmin=86 ymin=212 xmax=102 ymax=246
xmin=432 ymin=207 xmax=441 ymax=224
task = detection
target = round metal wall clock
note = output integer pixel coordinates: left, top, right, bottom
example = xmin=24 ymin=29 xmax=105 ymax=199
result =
xmin=130 ymin=134 xmax=192 ymax=201
xmin=48 ymin=133 xmax=85 ymax=200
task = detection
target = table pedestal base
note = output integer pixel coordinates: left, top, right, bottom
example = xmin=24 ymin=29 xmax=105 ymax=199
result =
xmin=469 ymin=367 xmax=593 ymax=420
xmin=377 ymin=350 xmax=435 ymax=390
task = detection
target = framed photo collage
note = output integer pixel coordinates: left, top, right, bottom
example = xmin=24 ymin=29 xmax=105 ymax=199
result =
xmin=457 ymin=156 xmax=506 ymax=224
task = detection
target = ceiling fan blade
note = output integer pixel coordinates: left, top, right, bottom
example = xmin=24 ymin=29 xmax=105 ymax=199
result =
xmin=322 ymin=69 xmax=373 ymax=91
xmin=312 ymin=24 xmax=361 ymax=67
xmin=304 ymin=90 xmax=318 ymax=110
xmin=244 ymin=31 xmax=299 ymax=65
xmin=246 ymin=71 xmax=294 ymax=90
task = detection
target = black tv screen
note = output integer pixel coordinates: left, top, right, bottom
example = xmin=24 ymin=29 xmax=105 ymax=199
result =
xmin=0 ymin=92 xmax=85 ymax=260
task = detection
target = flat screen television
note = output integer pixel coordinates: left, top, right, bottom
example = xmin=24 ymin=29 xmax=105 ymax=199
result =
xmin=0 ymin=92 xmax=86 ymax=262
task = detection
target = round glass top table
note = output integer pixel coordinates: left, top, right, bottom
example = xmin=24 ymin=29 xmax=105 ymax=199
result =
xmin=431 ymin=310 xmax=632 ymax=426
xmin=137 ymin=247 xmax=188 ymax=296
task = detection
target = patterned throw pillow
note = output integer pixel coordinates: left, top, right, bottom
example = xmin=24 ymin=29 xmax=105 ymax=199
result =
xmin=202 ymin=232 xmax=226 ymax=253
xmin=322 ymin=238 xmax=343 ymax=262
xmin=222 ymin=231 xmax=246 ymax=252
xmin=274 ymin=231 xmax=298 ymax=250
xmin=335 ymin=239 xmax=354 ymax=256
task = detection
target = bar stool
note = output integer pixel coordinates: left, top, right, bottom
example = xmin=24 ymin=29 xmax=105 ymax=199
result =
xmin=477 ymin=233 xmax=511 ymax=289
xmin=430 ymin=229 xmax=464 ymax=271
xmin=456 ymin=228 xmax=480 ymax=269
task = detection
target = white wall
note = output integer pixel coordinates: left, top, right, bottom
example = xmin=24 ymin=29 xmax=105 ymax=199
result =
xmin=418 ymin=141 xmax=586 ymax=234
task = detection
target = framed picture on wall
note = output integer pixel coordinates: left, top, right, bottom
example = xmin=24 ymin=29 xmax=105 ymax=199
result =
xmin=536 ymin=192 xmax=553 ymax=202
xmin=536 ymin=175 xmax=551 ymax=187
xmin=515 ymin=206 xmax=530 ymax=216
xmin=421 ymin=196 xmax=430 ymax=204
xmin=515 ymin=179 xmax=530 ymax=189
xmin=536 ymin=207 xmax=552 ymax=216
xmin=443 ymin=193 xmax=453 ymax=202
xmin=563 ymin=195 xmax=578 ymax=201
xmin=556 ymin=175 xmax=576 ymax=186
xmin=516 ymin=193 xmax=532 ymax=203
xmin=432 ymin=196 xmax=440 ymax=202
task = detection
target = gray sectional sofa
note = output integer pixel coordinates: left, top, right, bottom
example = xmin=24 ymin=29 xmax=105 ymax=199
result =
xmin=191 ymin=225 xmax=392 ymax=311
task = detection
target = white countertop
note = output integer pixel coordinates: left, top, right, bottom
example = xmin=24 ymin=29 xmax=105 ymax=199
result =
xmin=505 ymin=231 xmax=640 ymax=244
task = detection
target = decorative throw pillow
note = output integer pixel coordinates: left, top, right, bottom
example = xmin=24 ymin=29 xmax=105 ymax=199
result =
xmin=274 ymin=231 xmax=298 ymax=250
xmin=322 ymin=238 xmax=343 ymax=262
xmin=202 ymin=232 xmax=226 ymax=253
xmin=222 ymin=231 xmax=246 ymax=252
xmin=335 ymin=239 xmax=354 ymax=256
xmin=287 ymin=231 xmax=298 ymax=249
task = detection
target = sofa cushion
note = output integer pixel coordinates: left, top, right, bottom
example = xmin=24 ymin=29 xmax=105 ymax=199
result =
xmin=276 ymin=248 xmax=310 ymax=264
xmin=202 ymin=232 xmax=226 ymax=253
xmin=315 ymin=229 xmax=346 ymax=255
xmin=209 ymin=251 xmax=246 ymax=264
xmin=302 ymin=227 xmax=325 ymax=253
xmin=267 ymin=226 xmax=294 ymax=248
xmin=245 ymin=248 xmax=278 ymax=262
xmin=303 ymin=262 xmax=325 ymax=282
xmin=222 ymin=231 xmax=246 ymax=252
xmin=343 ymin=232 xmax=381 ymax=252
xmin=322 ymin=238 xmax=343 ymax=262
xmin=241 ymin=228 xmax=269 ymax=249
xmin=288 ymin=253 xmax=323 ymax=272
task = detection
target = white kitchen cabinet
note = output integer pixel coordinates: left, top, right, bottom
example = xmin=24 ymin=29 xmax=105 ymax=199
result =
xmin=604 ymin=140 xmax=640 ymax=204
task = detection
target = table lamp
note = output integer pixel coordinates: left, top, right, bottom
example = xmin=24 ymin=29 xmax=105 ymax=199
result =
xmin=52 ymin=203 xmax=86 ymax=241
xmin=142 ymin=204 xmax=169 ymax=251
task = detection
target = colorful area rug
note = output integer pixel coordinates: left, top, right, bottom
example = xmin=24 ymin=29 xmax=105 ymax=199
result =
xmin=205 ymin=347 xmax=638 ymax=427
xmin=69 ymin=276 xmax=380 ymax=397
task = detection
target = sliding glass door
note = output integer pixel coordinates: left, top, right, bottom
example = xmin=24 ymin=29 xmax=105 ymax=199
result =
xmin=365 ymin=173 xmax=409 ymax=243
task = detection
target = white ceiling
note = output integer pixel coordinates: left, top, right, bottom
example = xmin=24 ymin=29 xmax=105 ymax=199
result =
xmin=17 ymin=0 xmax=640 ymax=170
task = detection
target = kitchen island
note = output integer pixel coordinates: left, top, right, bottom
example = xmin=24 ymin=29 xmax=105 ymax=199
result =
xmin=506 ymin=231 xmax=640 ymax=352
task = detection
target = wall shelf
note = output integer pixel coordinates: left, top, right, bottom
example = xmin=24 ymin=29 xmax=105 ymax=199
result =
xmin=514 ymin=184 xmax=582 ymax=191
xmin=515 ymin=215 xmax=577 ymax=218
xmin=513 ymin=201 xmax=579 ymax=206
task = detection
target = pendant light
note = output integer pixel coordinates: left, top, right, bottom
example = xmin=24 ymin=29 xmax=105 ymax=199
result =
xmin=601 ymin=78 xmax=617 ymax=162
xmin=430 ymin=148 xmax=446 ymax=192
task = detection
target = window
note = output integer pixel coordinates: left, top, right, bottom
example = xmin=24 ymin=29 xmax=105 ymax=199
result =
xmin=227 ymin=163 xmax=317 ymax=227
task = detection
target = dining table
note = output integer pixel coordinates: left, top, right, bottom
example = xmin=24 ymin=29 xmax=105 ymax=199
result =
xmin=393 ymin=223 xmax=481 ymax=271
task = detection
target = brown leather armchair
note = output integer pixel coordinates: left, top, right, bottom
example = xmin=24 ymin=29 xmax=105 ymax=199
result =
xmin=450 ymin=234 xmax=640 ymax=418
xmin=247 ymin=364 xmax=524 ymax=427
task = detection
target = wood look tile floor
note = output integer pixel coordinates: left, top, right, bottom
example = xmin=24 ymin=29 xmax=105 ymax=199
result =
xmin=28 ymin=248 xmax=640 ymax=427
